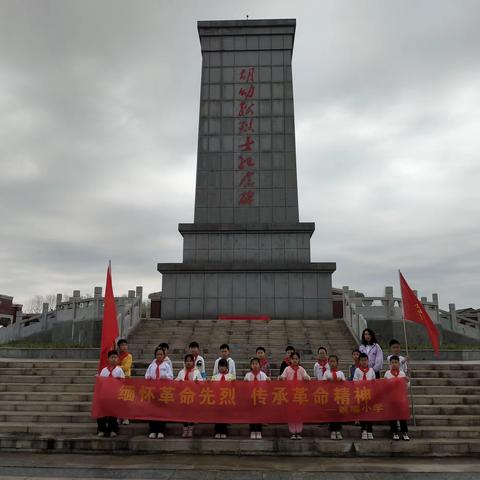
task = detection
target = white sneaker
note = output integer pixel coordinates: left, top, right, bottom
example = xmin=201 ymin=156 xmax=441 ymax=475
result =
xmin=110 ymin=431 xmax=117 ymax=437
xmin=157 ymin=433 xmax=164 ymax=439
xmin=187 ymin=426 xmax=193 ymax=438
xmin=367 ymin=432 xmax=374 ymax=440
xmin=336 ymin=431 xmax=343 ymax=440
xmin=250 ymin=432 xmax=256 ymax=439
xmin=148 ymin=433 xmax=156 ymax=439
xmin=97 ymin=432 xmax=105 ymax=437
xmin=330 ymin=431 xmax=336 ymax=440
xmin=214 ymin=434 xmax=221 ymax=439
xmin=361 ymin=430 xmax=368 ymax=440
xmin=393 ymin=433 xmax=400 ymax=441
xmin=220 ymin=434 xmax=227 ymax=439
xmin=256 ymin=432 xmax=262 ymax=439
xmin=122 ymin=419 xmax=129 ymax=425
xmin=296 ymin=434 xmax=302 ymax=440
xmin=402 ymin=433 xmax=410 ymax=441
xmin=182 ymin=427 xmax=188 ymax=438
xmin=290 ymin=434 xmax=297 ymax=440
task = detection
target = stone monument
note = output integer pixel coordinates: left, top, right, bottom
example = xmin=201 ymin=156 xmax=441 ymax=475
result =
xmin=158 ymin=19 xmax=336 ymax=319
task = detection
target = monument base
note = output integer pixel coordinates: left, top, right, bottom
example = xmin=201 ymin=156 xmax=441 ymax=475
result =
xmin=157 ymin=262 xmax=335 ymax=320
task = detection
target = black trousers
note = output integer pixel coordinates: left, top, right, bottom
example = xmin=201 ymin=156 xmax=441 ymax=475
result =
xmin=183 ymin=422 xmax=194 ymax=427
xmin=360 ymin=421 xmax=373 ymax=432
xmin=390 ymin=420 xmax=408 ymax=433
xmin=329 ymin=422 xmax=342 ymax=431
xmin=149 ymin=421 xmax=166 ymax=434
xmin=214 ymin=423 xmax=228 ymax=435
xmin=249 ymin=424 xmax=263 ymax=432
xmin=97 ymin=416 xmax=118 ymax=435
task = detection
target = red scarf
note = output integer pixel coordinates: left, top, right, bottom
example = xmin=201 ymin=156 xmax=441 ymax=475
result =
xmin=291 ymin=365 xmax=301 ymax=381
xmin=319 ymin=359 xmax=328 ymax=375
xmin=155 ymin=359 xmax=164 ymax=379
xmin=284 ymin=356 xmax=292 ymax=366
xmin=391 ymin=368 xmax=400 ymax=378
xmin=107 ymin=365 xmax=116 ymax=377
xmin=252 ymin=370 xmax=261 ymax=381
xmin=184 ymin=367 xmax=194 ymax=381
xmin=220 ymin=372 xmax=227 ymax=381
xmin=360 ymin=366 xmax=370 ymax=381
xmin=331 ymin=368 xmax=338 ymax=381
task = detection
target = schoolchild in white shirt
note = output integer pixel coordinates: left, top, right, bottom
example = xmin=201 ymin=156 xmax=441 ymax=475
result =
xmin=353 ymin=352 xmax=376 ymax=439
xmin=145 ymin=347 xmax=173 ymax=439
xmin=313 ymin=346 xmax=330 ymax=380
xmin=213 ymin=343 xmax=236 ymax=378
xmin=387 ymin=339 xmax=408 ymax=374
xmin=211 ymin=358 xmax=235 ymax=438
xmin=189 ymin=341 xmax=206 ymax=379
xmin=97 ymin=350 xmax=125 ymax=437
xmin=384 ymin=355 xmax=410 ymax=441
xmin=176 ymin=353 xmax=204 ymax=438
xmin=244 ymin=357 xmax=270 ymax=439
xmin=158 ymin=342 xmax=173 ymax=372
xmin=322 ymin=355 xmax=346 ymax=440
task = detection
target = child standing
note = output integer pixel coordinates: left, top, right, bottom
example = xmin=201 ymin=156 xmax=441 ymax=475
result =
xmin=313 ymin=346 xmax=330 ymax=380
xmin=322 ymin=355 xmax=346 ymax=440
xmin=211 ymin=358 xmax=235 ymax=438
xmin=279 ymin=351 xmax=310 ymax=439
xmin=279 ymin=345 xmax=295 ymax=376
xmin=385 ymin=355 xmax=410 ymax=441
xmin=244 ymin=357 xmax=270 ymax=439
xmin=353 ymin=352 xmax=376 ymax=439
xmin=158 ymin=342 xmax=173 ymax=372
xmin=117 ymin=339 xmax=133 ymax=425
xmin=189 ymin=341 xmax=206 ymax=379
xmin=349 ymin=349 xmax=361 ymax=381
xmin=213 ymin=344 xmax=236 ymax=378
xmin=256 ymin=347 xmax=271 ymax=377
xmin=387 ymin=339 xmax=408 ymax=374
xmin=97 ymin=350 xmax=125 ymax=437
xmin=145 ymin=347 xmax=174 ymax=439
xmin=176 ymin=353 xmax=204 ymax=438
xmin=359 ymin=328 xmax=383 ymax=378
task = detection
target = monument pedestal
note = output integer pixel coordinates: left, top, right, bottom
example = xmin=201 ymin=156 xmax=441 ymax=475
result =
xmin=158 ymin=20 xmax=336 ymax=319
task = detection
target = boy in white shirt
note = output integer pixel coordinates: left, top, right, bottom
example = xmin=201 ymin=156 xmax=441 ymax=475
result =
xmin=387 ymin=339 xmax=408 ymax=374
xmin=211 ymin=359 xmax=235 ymax=438
xmin=385 ymin=355 xmax=410 ymax=441
xmin=244 ymin=357 xmax=270 ymax=439
xmin=353 ymin=353 xmax=376 ymax=440
xmin=322 ymin=354 xmax=346 ymax=440
xmin=145 ymin=347 xmax=173 ymax=439
xmin=97 ymin=350 xmax=125 ymax=437
xmin=313 ymin=346 xmax=330 ymax=380
xmin=176 ymin=353 xmax=204 ymax=438
xmin=213 ymin=343 xmax=236 ymax=378
xmin=189 ymin=341 xmax=206 ymax=379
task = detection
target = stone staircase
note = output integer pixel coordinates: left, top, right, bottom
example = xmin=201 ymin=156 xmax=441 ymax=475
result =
xmin=0 ymin=318 xmax=479 ymax=456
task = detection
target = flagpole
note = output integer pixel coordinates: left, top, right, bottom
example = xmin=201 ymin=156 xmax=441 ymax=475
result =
xmin=399 ymin=270 xmax=417 ymax=427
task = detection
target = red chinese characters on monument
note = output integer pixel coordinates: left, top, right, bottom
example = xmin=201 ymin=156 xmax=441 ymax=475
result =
xmin=237 ymin=67 xmax=256 ymax=206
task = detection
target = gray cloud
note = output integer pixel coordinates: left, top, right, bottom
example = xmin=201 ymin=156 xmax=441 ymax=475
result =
xmin=1 ymin=0 xmax=479 ymax=309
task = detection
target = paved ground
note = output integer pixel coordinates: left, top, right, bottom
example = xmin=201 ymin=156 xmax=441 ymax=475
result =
xmin=0 ymin=452 xmax=479 ymax=479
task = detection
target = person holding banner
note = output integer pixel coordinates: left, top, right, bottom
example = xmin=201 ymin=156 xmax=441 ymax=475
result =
xmin=211 ymin=358 xmax=235 ymax=439
xmin=176 ymin=353 xmax=204 ymax=438
xmin=279 ymin=351 xmax=311 ymax=440
xmin=313 ymin=346 xmax=330 ymax=380
xmin=145 ymin=347 xmax=174 ymax=439
xmin=359 ymin=328 xmax=384 ymax=379
xmin=384 ymin=355 xmax=410 ymax=441
xmin=353 ymin=352 xmax=376 ymax=439
xmin=323 ymin=355 xmax=346 ymax=440
xmin=244 ymin=357 xmax=270 ymax=439
xmin=97 ymin=350 xmax=125 ymax=437
xmin=189 ymin=341 xmax=207 ymax=379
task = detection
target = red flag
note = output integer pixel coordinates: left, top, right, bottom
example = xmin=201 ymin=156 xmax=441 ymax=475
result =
xmin=399 ymin=271 xmax=440 ymax=355
xmin=97 ymin=262 xmax=119 ymax=372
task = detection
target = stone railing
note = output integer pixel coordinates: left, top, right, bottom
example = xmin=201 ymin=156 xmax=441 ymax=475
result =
xmin=342 ymin=286 xmax=479 ymax=344
xmin=0 ymin=286 xmax=143 ymax=345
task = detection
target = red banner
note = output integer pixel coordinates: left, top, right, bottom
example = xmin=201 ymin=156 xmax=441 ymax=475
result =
xmin=92 ymin=378 xmax=409 ymax=423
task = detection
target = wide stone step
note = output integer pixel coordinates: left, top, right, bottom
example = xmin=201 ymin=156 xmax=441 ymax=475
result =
xmin=0 ymin=376 xmax=94 ymax=385
xmin=411 ymin=370 xmax=480 ymax=378
xmin=413 ymin=394 xmax=480 ymax=405
xmin=0 ymin=411 xmax=92 ymax=423
xmin=414 ymin=415 xmax=480 ymax=426
xmin=413 ymin=404 xmax=480 ymax=415
xmin=410 ymin=385 xmax=480 ymax=395
xmin=1 ymin=433 xmax=478 ymax=456
xmin=410 ymin=378 xmax=480 ymax=386
xmin=0 ymin=401 xmax=92 ymax=413
xmin=0 ymin=392 xmax=93 ymax=402
xmin=0 ymin=368 xmax=97 ymax=377
xmin=0 ymin=383 xmax=93 ymax=393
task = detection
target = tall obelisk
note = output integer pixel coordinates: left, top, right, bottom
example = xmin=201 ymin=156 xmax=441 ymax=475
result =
xmin=158 ymin=19 xmax=336 ymax=319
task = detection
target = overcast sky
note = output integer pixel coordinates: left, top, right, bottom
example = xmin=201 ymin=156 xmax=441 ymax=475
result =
xmin=1 ymin=0 xmax=479 ymax=310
